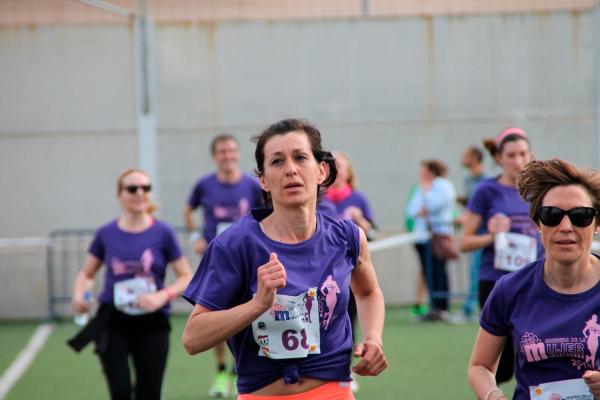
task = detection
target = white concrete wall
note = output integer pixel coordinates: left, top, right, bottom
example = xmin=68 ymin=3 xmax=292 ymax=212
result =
xmin=0 ymin=11 xmax=598 ymax=317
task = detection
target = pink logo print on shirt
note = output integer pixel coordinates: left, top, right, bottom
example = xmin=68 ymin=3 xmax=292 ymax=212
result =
xmin=110 ymin=249 xmax=154 ymax=276
xmin=213 ymin=198 xmax=251 ymax=220
xmin=320 ymin=275 xmax=340 ymax=330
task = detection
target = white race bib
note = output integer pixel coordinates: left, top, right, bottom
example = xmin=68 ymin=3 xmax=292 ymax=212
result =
xmin=530 ymin=378 xmax=592 ymax=399
xmin=113 ymin=277 xmax=157 ymax=315
xmin=494 ymin=232 xmax=537 ymax=272
xmin=252 ymin=288 xmax=320 ymax=359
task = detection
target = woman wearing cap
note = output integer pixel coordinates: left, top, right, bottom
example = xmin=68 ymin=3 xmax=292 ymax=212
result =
xmin=460 ymin=128 xmax=544 ymax=384
xmin=182 ymin=118 xmax=387 ymax=399
xmin=469 ymin=158 xmax=600 ymax=400
xmin=70 ymin=168 xmax=192 ymax=400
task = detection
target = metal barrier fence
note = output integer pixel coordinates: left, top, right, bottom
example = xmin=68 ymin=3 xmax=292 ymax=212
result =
xmin=46 ymin=227 xmax=201 ymax=320
xmin=45 ymin=228 xmax=472 ymax=320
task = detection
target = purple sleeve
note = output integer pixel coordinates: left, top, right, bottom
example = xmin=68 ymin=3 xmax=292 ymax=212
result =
xmin=187 ymin=182 xmax=202 ymax=209
xmin=479 ymin=277 xmax=509 ymax=336
xmin=183 ymin=242 xmax=244 ymax=310
xmin=341 ymin=220 xmax=360 ymax=267
xmin=163 ymin=224 xmax=183 ymax=262
xmin=467 ymin=183 xmax=488 ymax=217
xmin=88 ymin=230 xmax=105 ymax=260
xmin=359 ymin=193 xmax=375 ymax=224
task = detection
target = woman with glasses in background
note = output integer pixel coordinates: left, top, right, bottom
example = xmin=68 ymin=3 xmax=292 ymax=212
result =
xmin=69 ymin=168 xmax=192 ymax=400
xmin=460 ymin=128 xmax=544 ymax=384
xmin=469 ymin=159 xmax=600 ymax=400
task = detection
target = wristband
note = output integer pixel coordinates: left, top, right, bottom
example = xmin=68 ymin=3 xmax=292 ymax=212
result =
xmin=189 ymin=231 xmax=201 ymax=243
xmin=164 ymin=287 xmax=177 ymax=302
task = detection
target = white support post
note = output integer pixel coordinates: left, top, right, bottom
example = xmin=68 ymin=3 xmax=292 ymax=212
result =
xmin=133 ymin=1 xmax=159 ymax=197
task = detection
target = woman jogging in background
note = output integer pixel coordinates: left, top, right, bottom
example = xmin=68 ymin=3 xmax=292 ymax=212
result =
xmin=69 ymin=168 xmax=192 ymax=400
xmin=460 ymin=128 xmax=543 ymax=384
xmin=182 ymin=118 xmax=387 ymax=399
xmin=469 ymin=158 xmax=600 ymax=399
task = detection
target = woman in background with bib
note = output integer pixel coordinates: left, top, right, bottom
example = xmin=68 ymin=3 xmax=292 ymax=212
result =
xmin=469 ymin=158 xmax=600 ymax=400
xmin=70 ymin=168 xmax=192 ymax=400
xmin=460 ymin=128 xmax=543 ymax=384
xmin=182 ymin=118 xmax=387 ymax=399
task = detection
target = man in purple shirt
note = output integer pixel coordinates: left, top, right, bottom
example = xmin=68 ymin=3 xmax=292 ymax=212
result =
xmin=184 ymin=134 xmax=263 ymax=255
xmin=184 ymin=133 xmax=263 ymax=397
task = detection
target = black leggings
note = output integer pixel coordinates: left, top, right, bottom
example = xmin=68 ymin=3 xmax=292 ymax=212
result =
xmin=96 ymin=311 xmax=171 ymax=400
xmin=479 ymin=280 xmax=514 ymax=384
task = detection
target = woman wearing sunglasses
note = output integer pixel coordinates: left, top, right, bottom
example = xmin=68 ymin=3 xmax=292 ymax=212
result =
xmin=469 ymin=158 xmax=600 ymax=400
xmin=182 ymin=119 xmax=387 ymax=400
xmin=460 ymin=128 xmax=544 ymax=384
xmin=69 ymin=168 xmax=192 ymax=400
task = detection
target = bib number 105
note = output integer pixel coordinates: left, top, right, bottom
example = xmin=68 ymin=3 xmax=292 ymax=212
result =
xmin=282 ymin=329 xmax=309 ymax=351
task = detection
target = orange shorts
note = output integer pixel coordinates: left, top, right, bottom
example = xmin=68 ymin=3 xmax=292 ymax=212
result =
xmin=237 ymin=381 xmax=354 ymax=400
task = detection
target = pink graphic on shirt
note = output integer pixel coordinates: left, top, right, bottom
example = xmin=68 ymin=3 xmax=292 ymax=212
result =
xmin=110 ymin=249 xmax=154 ymax=276
xmin=320 ymin=275 xmax=340 ymax=330
xmin=583 ymin=314 xmax=600 ymax=369
xmin=239 ymin=198 xmax=250 ymax=216
xmin=213 ymin=205 xmax=229 ymax=219
xmin=140 ymin=249 xmax=154 ymax=275
xmin=213 ymin=198 xmax=251 ymax=220
xmin=303 ymin=290 xmax=315 ymax=323
xmin=520 ymin=332 xmax=548 ymax=362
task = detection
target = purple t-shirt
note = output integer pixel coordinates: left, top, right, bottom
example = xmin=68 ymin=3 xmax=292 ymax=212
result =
xmin=467 ymin=177 xmax=543 ymax=282
xmin=89 ymin=219 xmax=183 ymax=313
xmin=183 ymin=209 xmax=360 ymax=394
xmin=187 ymin=173 xmax=263 ymax=243
xmin=481 ymin=257 xmax=600 ymax=399
xmin=317 ymin=198 xmax=339 ymax=219
xmin=332 ymin=191 xmax=375 ymax=224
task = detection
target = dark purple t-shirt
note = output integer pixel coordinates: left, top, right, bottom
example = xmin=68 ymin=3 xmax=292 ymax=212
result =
xmin=331 ymin=191 xmax=374 ymax=224
xmin=317 ymin=198 xmax=339 ymax=219
xmin=481 ymin=257 xmax=600 ymax=399
xmin=183 ymin=209 xmax=360 ymax=394
xmin=89 ymin=219 xmax=183 ymax=313
xmin=187 ymin=173 xmax=263 ymax=243
xmin=467 ymin=177 xmax=543 ymax=282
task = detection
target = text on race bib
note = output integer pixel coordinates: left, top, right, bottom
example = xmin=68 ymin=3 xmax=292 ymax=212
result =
xmin=530 ymin=378 xmax=592 ymax=400
xmin=495 ymin=232 xmax=537 ymax=272
xmin=114 ymin=276 xmax=157 ymax=315
xmin=252 ymin=288 xmax=321 ymax=359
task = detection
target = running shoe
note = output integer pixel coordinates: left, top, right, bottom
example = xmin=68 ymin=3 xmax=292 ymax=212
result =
xmin=410 ymin=304 xmax=429 ymax=318
xmin=208 ymin=370 xmax=230 ymax=398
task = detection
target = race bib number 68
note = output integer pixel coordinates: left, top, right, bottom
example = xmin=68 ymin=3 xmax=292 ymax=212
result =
xmin=252 ymin=288 xmax=321 ymax=359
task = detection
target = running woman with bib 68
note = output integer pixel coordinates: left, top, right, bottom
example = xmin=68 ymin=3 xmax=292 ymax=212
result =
xmin=182 ymin=118 xmax=387 ymax=400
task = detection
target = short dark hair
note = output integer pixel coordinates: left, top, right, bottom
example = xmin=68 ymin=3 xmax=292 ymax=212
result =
xmin=210 ymin=134 xmax=238 ymax=155
xmin=517 ymin=158 xmax=600 ymax=223
xmin=421 ymin=159 xmax=448 ymax=177
xmin=467 ymin=146 xmax=484 ymax=163
xmin=253 ymin=118 xmax=337 ymax=207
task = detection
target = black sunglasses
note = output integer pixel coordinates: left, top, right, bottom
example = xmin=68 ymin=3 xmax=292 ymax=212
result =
xmin=123 ymin=184 xmax=152 ymax=194
xmin=538 ymin=206 xmax=597 ymax=228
